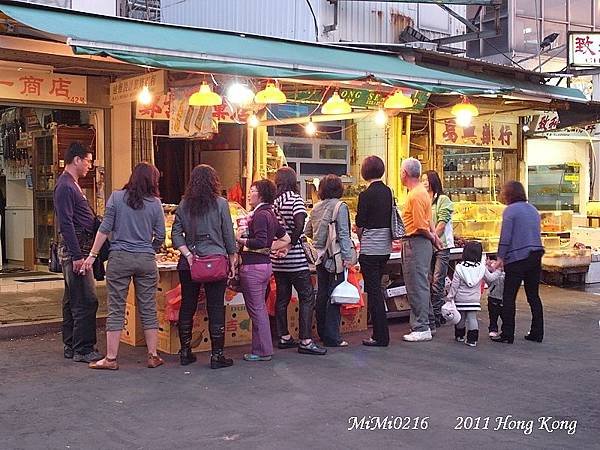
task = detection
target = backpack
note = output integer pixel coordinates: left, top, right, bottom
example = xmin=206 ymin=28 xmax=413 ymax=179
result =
xmin=322 ymin=201 xmax=358 ymax=274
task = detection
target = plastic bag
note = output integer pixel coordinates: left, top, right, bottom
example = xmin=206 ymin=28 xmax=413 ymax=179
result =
xmin=341 ymin=267 xmax=365 ymax=316
xmin=165 ymin=284 xmax=182 ymax=322
xmin=331 ymin=269 xmax=361 ymax=305
xmin=265 ymin=274 xmax=277 ymax=316
xmin=441 ymin=300 xmax=461 ymax=325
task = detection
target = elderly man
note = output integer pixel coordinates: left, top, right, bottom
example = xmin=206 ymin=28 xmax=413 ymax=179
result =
xmin=400 ymin=158 xmax=442 ymax=342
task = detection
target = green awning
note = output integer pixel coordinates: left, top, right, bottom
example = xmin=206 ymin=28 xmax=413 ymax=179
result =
xmin=0 ymin=1 xmax=505 ymax=95
xmin=419 ymin=63 xmax=588 ymax=102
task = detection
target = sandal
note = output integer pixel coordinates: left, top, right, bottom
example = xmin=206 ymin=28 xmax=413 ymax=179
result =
xmin=89 ymin=357 xmax=118 ymax=370
xmin=338 ymin=341 xmax=349 ymax=347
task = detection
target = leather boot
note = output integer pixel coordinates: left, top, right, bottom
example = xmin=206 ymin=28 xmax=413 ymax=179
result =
xmin=454 ymin=327 xmax=466 ymax=342
xmin=178 ymin=321 xmax=197 ymax=366
xmin=466 ymin=329 xmax=479 ymax=347
xmin=210 ymin=330 xmax=233 ymax=369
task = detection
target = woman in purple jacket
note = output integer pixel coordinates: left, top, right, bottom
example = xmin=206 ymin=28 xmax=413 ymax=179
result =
xmin=236 ymin=179 xmax=290 ymax=361
xmin=491 ymin=181 xmax=545 ymax=344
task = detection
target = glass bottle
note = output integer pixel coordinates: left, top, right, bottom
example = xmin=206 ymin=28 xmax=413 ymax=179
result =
xmin=495 ymin=156 xmax=502 ymax=171
xmin=457 ymin=159 xmax=464 ymax=172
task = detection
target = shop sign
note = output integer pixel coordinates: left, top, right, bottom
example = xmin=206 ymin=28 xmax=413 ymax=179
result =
xmin=435 ymin=117 xmax=517 ymax=149
xmin=110 ymin=70 xmax=166 ymax=104
xmin=0 ymin=70 xmax=86 ymax=104
xmin=568 ymin=32 xmax=600 ymax=67
xmin=285 ymin=87 xmax=429 ymax=111
xmin=532 ymin=112 xmax=560 ymax=132
xmin=542 ymin=124 xmax=600 ymax=140
xmin=136 ymin=93 xmax=171 ymax=120
xmin=169 ymin=87 xmax=217 ymax=138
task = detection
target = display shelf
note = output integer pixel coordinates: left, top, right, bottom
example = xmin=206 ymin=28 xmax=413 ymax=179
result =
xmin=444 ymin=170 xmax=496 ymax=174
xmin=443 ymin=151 xmax=500 ymax=157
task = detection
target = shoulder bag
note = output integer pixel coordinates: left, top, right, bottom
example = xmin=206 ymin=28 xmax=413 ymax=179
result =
xmin=188 ymin=211 xmax=228 ymax=283
xmin=274 ymin=199 xmax=318 ymax=265
xmin=390 ymin=192 xmax=406 ymax=240
xmin=323 ymin=201 xmax=358 ymax=274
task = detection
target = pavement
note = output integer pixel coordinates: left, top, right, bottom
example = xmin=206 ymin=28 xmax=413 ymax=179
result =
xmin=0 ymin=284 xmax=599 ymax=450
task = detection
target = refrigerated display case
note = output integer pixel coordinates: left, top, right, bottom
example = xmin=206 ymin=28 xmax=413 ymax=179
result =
xmin=527 ymin=163 xmax=580 ymax=212
xmin=452 ymin=201 xmax=504 ymax=252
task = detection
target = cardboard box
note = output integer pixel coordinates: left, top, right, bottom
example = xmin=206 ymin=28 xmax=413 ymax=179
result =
xmin=120 ymin=302 xmax=146 ymax=347
xmin=340 ymin=305 xmax=368 ymax=333
xmin=156 ymin=304 xmax=254 ymax=354
xmin=125 ymin=270 xmax=180 ymax=309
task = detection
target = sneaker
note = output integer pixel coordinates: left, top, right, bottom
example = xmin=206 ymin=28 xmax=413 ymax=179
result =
xmin=402 ymin=330 xmax=433 ymax=342
xmin=298 ymin=341 xmax=327 ymax=355
xmin=488 ymin=331 xmax=499 ymax=338
xmin=455 ymin=336 xmax=465 ymax=343
xmin=73 ymin=350 xmax=104 ymax=363
xmin=64 ymin=346 xmax=74 ymax=359
xmin=243 ymin=353 xmax=272 ymax=362
xmin=277 ymin=337 xmax=298 ymax=349
xmin=465 ymin=341 xmax=477 ymax=347
xmin=430 ymin=328 xmax=437 ymax=336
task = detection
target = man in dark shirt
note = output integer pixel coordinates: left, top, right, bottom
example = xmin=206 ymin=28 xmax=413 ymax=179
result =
xmin=54 ymin=142 xmax=102 ymax=362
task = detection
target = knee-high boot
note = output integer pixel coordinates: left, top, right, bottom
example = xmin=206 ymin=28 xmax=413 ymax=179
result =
xmin=210 ymin=326 xmax=233 ymax=369
xmin=178 ymin=321 xmax=197 ymax=365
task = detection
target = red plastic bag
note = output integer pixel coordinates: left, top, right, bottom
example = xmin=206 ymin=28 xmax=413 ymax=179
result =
xmin=342 ymin=267 xmax=365 ymax=316
xmin=265 ymin=275 xmax=277 ymax=316
xmin=165 ymin=284 xmax=182 ymax=322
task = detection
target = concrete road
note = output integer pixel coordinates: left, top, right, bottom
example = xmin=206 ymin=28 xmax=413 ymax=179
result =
xmin=0 ymin=284 xmax=598 ymax=449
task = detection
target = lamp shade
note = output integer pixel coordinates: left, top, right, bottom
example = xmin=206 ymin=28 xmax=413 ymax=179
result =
xmin=383 ymin=90 xmax=414 ymax=109
xmin=254 ymin=83 xmax=287 ymax=104
xmin=189 ymin=83 xmax=222 ymax=106
xmin=450 ymin=97 xmax=479 ymax=118
xmin=321 ymin=91 xmax=352 ymax=115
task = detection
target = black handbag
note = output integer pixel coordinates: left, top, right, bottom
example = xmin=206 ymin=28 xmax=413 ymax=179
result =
xmin=48 ymin=241 xmax=62 ymax=273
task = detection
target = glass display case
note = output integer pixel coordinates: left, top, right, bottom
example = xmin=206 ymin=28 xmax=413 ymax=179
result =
xmin=452 ymin=201 xmax=505 ymax=252
xmin=527 ymin=163 xmax=580 ymax=212
xmin=539 ymin=210 xmax=573 ymax=233
xmin=442 ymin=146 xmax=505 ymax=203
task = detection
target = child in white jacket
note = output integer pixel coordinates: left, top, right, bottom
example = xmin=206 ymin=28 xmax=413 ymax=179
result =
xmin=447 ymin=241 xmax=501 ymax=347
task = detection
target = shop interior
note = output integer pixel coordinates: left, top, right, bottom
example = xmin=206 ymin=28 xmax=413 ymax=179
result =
xmin=0 ymin=105 xmax=101 ymax=273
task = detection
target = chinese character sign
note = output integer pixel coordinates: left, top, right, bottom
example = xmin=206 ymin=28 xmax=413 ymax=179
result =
xmin=110 ymin=70 xmax=166 ymax=104
xmin=0 ymin=70 xmax=86 ymax=104
xmin=569 ymin=32 xmax=600 ymax=66
xmin=435 ymin=118 xmax=517 ymax=149
xmin=136 ymin=93 xmax=171 ymax=120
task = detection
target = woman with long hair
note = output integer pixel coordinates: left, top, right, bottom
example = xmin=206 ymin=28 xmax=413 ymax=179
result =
xmin=236 ymin=179 xmax=290 ymax=361
xmin=85 ymin=162 xmax=166 ymax=370
xmin=491 ymin=181 xmax=545 ymax=344
xmin=171 ymin=164 xmax=237 ymax=369
xmin=422 ymin=170 xmax=454 ymax=328
xmin=272 ymin=167 xmax=326 ymax=355
xmin=305 ymin=174 xmax=353 ymax=347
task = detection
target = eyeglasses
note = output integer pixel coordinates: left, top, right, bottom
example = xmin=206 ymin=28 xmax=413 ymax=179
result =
xmin=80 ymin=157 xmax=94 ymax=166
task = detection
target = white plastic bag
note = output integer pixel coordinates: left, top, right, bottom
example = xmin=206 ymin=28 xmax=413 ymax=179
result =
xmin=441 ymin=300 xmax=461 ymax=325
xmin=330 ymin=269 xmax=361 ymax=305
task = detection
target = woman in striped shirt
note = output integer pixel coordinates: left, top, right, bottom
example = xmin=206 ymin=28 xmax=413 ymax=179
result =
xmin=272 ymin=168 xmax=326 ymax=356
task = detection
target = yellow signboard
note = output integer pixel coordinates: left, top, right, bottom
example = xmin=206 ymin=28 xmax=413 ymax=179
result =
xmin=435 ymin=117 xmax=518 ymax=149
xmin=110 ymin=70 xmax=166 ymax=104
xmin=0 ymin=70 xmax=86 ymax=104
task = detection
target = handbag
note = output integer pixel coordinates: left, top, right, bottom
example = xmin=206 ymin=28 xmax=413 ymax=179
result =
xmin=390 ymin=195 xmax=406 ymax=240
xmin=190 ymin=254 xmax=229 ymax=283
xmin=48 ymin=241 xmax=62 ymax=273
xmin=300 ymin=235 xmax=318 ymax=265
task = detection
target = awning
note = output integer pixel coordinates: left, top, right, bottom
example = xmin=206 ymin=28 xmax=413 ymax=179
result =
xmin=419 ymin=63 xmax=588 ymax=103
xmin=0 ymin=1 xmax=505 ymax=95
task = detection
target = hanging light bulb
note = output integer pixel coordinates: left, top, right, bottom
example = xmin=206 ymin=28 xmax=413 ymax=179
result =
xmin=321 ymin=91 xmax=352 ymax=115
xmin=451 ymin=97 xmax=479 ymax=127
xmin=305 ymin=119 xmax=317 ymax=136
xmin=247 ymin=113 xmax=260 ymax=128
xmin=254 ymin=82 xmax=287 ymax=104
xmin=189 ymin=82 xmax=222 ymax=107
xmin=383 ymin=90 xmax=414 ymax=109
xmin=374 ymin=108 xmax=388 ymax=127
xmin=137 ymin=85 xmax=153 ymax=105
xmin=227 ymin=83 xmax=255 ymax=105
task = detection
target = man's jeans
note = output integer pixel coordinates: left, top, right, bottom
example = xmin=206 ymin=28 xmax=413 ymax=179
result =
xmin=401 ymin=236 xmax=433 ymax=332
xmin=61 ymin=258 xmax=99 ymax=355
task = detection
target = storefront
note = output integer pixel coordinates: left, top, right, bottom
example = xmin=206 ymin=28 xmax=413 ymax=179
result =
xmin=0 ymin=62 xmax=110 ymax=270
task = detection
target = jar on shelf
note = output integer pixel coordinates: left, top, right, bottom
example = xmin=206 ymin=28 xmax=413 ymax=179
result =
xmin=457 ymin=159 xmax=464 ymax=171
xmin=468 ymin=191 xmax=477 ymax=202
xmin=481 ymin=173 xmax=489 ymax=188
xmin=463 ymin=158 xmax=471 ymax=171
xmin=448 ymin=160 xmax=456 ymax=171
xmin=495 ymin=157 xmax=502 ymax=171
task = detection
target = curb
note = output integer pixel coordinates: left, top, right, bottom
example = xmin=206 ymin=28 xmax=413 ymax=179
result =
xmin=0 ymin=317 xmax=107 ymax=340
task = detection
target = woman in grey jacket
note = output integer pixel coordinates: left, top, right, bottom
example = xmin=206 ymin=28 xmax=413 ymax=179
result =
xmin=172 ymin=165 xmax=237 ymax=369
xmin=305 ymin=174 xmax=353 ymax=347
